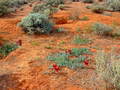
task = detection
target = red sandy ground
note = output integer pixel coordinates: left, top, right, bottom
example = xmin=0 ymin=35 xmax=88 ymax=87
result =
xmin=0 ymin=2 xmax=120 ymax=90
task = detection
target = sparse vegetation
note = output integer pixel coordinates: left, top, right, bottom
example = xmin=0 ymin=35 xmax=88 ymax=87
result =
xmin=73 ymin=35 xmax=91 ymax=45
xmin=92 ymin=22 xmax=113 ymax=36
xmin=95 ymin=51 xmax=120 ymax=90
xmin=91 ymin=4 xmax=105 ymax=13
xmin=47 ymin=48 xmax=91 ymax=69
xmin=80 ymin=16 xmax=89 ymax=21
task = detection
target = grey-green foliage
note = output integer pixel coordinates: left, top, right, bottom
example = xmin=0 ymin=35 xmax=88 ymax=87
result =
xmin=0 ymin=43 xmax=18 ymax=57
xmin=83 ymin=0 xmax=93 ymax=3
xmin=47 ymin=52 xmax=85 ymax=69
xmin=32 ymin=3 xmax=58 ymax=16
xmin=73 ymin=35 xmax=91 ymax=45
xmin=18 ymin=13 xmax=53 ymax=34
xmin=105 ymin=0 xmax=120 ymax=11
xmin=44 ymin=0 xmax=64 ymax=7
xmin=71 ymin=48 xmax=91 ymax=56
xmin=92 ymin=22 xmax=113 ymax=36
xmin=91 ymin=4 xmax=105 ymax=13
xmin=0 ymin=0 xmax=27 ymax=16
xmin=47 ymin=48 xmax=92 ymax=69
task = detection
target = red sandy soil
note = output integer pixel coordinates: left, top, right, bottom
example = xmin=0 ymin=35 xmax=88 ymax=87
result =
xmin=0 ymin=2 xmax=120 ymax=90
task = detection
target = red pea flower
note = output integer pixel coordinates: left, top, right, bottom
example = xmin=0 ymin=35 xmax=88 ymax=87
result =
xmin=84 ymin=60 xmax=89 ymax=66
xmin=65 ymin=49 xmax=72 ymax=54
xmin=16 ymin=40 xmax=22 ymax=46
xmin=52 ymin=64 xmax=60 ymax=72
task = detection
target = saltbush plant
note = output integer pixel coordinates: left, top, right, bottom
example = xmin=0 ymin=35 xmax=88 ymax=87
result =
xmin=95 ymin=51 xmax=120 ymax=89
xmin=32 ymin=3 xmax=58 ymax=16
xmin=91 ymin=4 xmax=105 ymax=13
xmin=44 ymin=0 xmax=64 ymax=7
xmin=92 ymin=22 xmax=113 ymax=36
xmin=0 ymin=0 xmax=28 ymax=16
xmin=18 ymin=13 xmax=54 ymax=34
xmin=83 ymin=0 xmax=93 ymax=3
xmin=105 ymin=0 xmax=120 ymax=11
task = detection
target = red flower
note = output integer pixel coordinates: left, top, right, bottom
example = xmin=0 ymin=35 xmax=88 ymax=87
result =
xmin=65 ymin=49 xmax=72 ymax=54
xmin=84 ymin=60 xmax=89 ymax=66
xmin=16 ymin=40 xmax=22 ymax=46
xmin=52 ymin=64 xmax=60 ymax=72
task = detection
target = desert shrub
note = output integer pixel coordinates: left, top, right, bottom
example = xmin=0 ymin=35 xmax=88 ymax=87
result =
xmin=91 ymin=4 xmax=105 ymax=13
xmin=47 ymin=48 xmax=91 ymax=69
xmin=0 ymin=43 xmax=18 ymax=57
xmin=92 ymin=22 xmax=113 ymax=36
xmin=44 ymin=0 xmax=64 ymax=7
xmin=82 ymin=0 xmax=93 ymax=3
xmin=32 ymin=3 xmax=58 ymax=16
xmin=0 ymin=0 xmax=28 ymax=16
xmin=18 ymin=13 xmax=53 ymax=34
xmin=95 ymin=51 xmax=120 ymax=89
xmin=105 ymin=0 xmax=120 ymax=11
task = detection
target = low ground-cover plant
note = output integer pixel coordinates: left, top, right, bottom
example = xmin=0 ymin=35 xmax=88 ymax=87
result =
xmin=0 ymin=42 xmax=18 ymax=57
xmin=18 ymin=13 xmax=54 ymax=35
xmin=95 ymin=51 xmax=120 ymax=89
xmin=47 ymin=48 xmax=92 ymax=69
xmin=92 ymin=22 xmax=113 ymax=36
xmin=73 ymin=35 xmax=91 ymax=45
xmin=80 ymin=16 xmax=89 ymax=21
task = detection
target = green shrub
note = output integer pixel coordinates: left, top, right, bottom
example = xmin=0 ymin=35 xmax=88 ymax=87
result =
xmin=18 ymin=13 xmax=53 ymax=34
xmin=91 ymin=4 xmax=105 ymax=13
xmin=92 ymin=22 xmax=113 ymax=36
xmin=32 ymin=3 xmax=58 ymax=16
xmin=47 ymin=48 xmax=91 ymax=69
xmin=95 ymin=51 xmax=120 ymax=89
xmin=105 ymin=0 xmax=120 ymax=11
xmin=83 ymin=0 xmax=93 ymax=3
xmin=44 ymin=0 xmax=64 ymax=7
xmin=0 ymin=0 xmax=28 ymax=16
xmin=0 ymin=43 xmax=18 ymax=57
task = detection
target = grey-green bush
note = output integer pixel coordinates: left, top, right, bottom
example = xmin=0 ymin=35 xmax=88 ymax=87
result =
xmin=44 ymin=0 xmax=64 ymax=7
xmin=83 ymin=0 xmax=93 ymax=3
xmin=18 ymin=13 xmax=53 ymax=34
xmin=92 ymin=22 xmax=113 ymax=36
xmin=32 ymin=3 xmax=58 ymax=16
xmin=91 ymin=4 xmax=105 ymax=13
xmin=105 ymin=0 xmax=120 ymax=11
